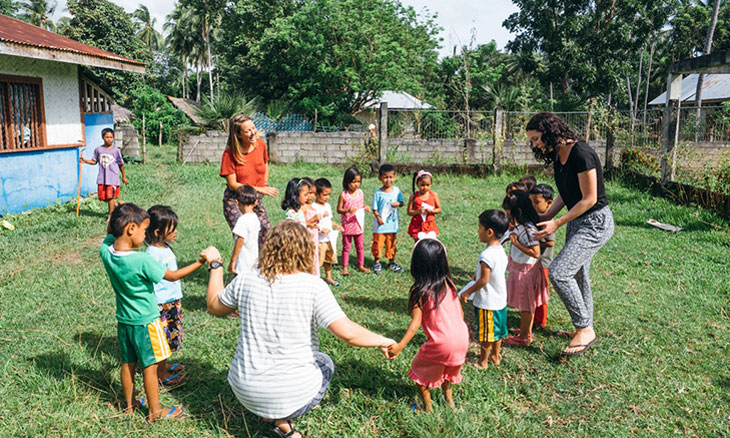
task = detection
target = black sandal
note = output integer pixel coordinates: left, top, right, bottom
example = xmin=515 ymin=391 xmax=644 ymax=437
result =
xmin=272 ymin=420 xmax=300 ymax=437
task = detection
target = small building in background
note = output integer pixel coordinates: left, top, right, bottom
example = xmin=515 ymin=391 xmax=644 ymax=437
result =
xmin=0 ymin=14 xmax=144 ymax=215
xmin=355 ymin=91 xmax=434 ymax=138
xmin=649 ymin=74 xmax=730 ymax=106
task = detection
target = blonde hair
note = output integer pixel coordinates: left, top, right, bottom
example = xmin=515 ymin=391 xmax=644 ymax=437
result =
xmin=226 ymin=113 xmax=254 ymax=164
xmin=257 ymin=221 xmax=315 ymax=283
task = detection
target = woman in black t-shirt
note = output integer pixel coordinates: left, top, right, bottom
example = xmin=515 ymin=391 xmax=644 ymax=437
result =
xmin=526 ymin=112 xmax=614 ymax=357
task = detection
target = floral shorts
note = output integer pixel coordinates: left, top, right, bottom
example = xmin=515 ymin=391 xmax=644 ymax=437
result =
xmin=158 ymin=299 xmax=183 ymax=351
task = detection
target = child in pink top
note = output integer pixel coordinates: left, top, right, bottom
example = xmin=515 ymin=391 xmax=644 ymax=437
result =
xmin=388 ymin=239 xmax=469 ymax=413
xmin=337 ymin=167 xmax=371 ymax=275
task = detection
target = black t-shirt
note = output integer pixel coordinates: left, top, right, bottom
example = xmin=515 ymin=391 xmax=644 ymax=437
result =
xmin=554 ymin=141 xmax=608 ymax=217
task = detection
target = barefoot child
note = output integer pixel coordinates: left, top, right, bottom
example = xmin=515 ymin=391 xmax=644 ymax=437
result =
xmin=230 ymin=185 xmax=261 ymax=274
xmin=100 ymin=203 xmax=185 ymax=421
xmin=388 ymin=239 xmax=469 ymax=413
xmin=459 ymin=210 xmax=510 ymax=369
xmin=371 ymin=163 xmax=405 ymax=274
xmin=407 ymin=170 xmax=441 ymax=241
xmin=145 ymin=205 xmax=207 ymax=387
xmin=79 ymin=128 xmax=127 ymax=219
xmin=337 ymin=167 xmax=371 ymax=275
xmin=313 ymin=178 xmax=345 ymax=286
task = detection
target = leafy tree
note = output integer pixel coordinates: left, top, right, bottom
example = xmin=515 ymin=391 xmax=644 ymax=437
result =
xmin=18 ymin=0 xmax=56 ymax=31
xmin=129 ymin=85 xmax=189 ymax=144
xmin=1 ymin=0 xmax=19 ymax=16
xmin=220 ymin=0 xmax=440 ymax=123
xmin=504 ymin=0 xmax=675 ymax=104
xmin=64 ymin=0 xmax=150 ymax=99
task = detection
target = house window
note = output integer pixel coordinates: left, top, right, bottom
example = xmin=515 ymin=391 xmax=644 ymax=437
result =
xmin=0 ymin=76 xmax=46 ymax=152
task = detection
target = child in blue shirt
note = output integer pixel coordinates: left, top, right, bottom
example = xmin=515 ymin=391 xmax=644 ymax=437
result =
xmin=371 ymin=163 xmax=405 ymax=274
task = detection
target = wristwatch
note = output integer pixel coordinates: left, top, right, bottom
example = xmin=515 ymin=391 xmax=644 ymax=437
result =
xmin=209 ymin=259 xmax=224 ymax=271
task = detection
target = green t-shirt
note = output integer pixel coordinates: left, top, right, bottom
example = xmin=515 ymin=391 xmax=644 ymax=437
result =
xmin=99 ymin=235 xmax=166 ymax=325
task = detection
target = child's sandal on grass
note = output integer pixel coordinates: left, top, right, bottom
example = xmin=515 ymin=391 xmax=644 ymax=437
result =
xmin=147 ymin=406 xmax=185 ymax=423
xmin=272 ymin=420 xmax=301 ymax=437
xmin=168 ymin=363 xmax=186 ymax=374
xmin=504 ymin=336 xmax=531 ymax=346
xmin=159 ymin=374 xmax=185 ymax=389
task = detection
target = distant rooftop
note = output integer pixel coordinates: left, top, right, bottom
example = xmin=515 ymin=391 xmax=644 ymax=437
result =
xmin=0 ymin=13 xmax=145 ymax=73
xmin=649 ymin=74 xmax=730 ymax=105
xmin=362 ymin=91 xmax=433 ymax=110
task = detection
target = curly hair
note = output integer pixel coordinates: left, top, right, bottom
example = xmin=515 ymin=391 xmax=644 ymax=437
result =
xmin=526 ymin=112 xmax=578 ymax=167
xmin=257 ymin=221 xmax=315 ymax=283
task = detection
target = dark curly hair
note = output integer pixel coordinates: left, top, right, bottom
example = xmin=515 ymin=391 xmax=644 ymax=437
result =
xmin=526 ymin=112 xmax=578 ymax=167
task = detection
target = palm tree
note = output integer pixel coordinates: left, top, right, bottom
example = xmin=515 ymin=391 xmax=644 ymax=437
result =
xmin=19 ymin=0 xmax=56 ymax=31
xmin=133 ymin=5 xmax=163 ymax=52
xmin=165 ymin=3 xmax=201 ymax=100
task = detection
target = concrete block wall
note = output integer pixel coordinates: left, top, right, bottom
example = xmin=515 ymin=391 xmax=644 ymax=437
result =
xmin=181 ymin=130 xmax=228 ymax=163
xmin=267 ymin=131 xmax=365 ymax=164
xmin=503 ymin=140 xmax=609 ymax=166
xmin=115 ymin=123 xmax=140 ymax=158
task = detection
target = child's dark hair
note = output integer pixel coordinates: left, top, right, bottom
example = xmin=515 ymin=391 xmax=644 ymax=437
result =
xmin=235 ymin=184 xmax=258 ymax=206
xmin=101 ymin=128 xmax=114 ymax=138
xmin=478 ymin=209 xmax=509 ymax=238
xmin=503 ymin=190 xmax=540 ymax=226
xmin=342 ymin=167 xmax=362 ymax=191
xmin=145 ymin=205 xmax=179 ymax=245
xmin=519 ymin=175 xmax=537 ymax=191
xmin=530 ymin=183 xmax=554 ymax=201
xmin=281 ymin=177 xmax=314 ymax=211
xmin=411 ymin=169 xmax=433 ymax=194
xmin=506 ymin=181 xmax=527 ymax=194
xmin=408 ymin=239 xmax=455 ymax=312
xmin=108 ymin=203 xmax=149 ymax=237
xmin=378 ymin=163 xmax=395 ymax=176
xmin=315 ymin=178 xmax=332 ymax=193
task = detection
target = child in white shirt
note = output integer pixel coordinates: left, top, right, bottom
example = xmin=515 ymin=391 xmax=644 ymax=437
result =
xmin=313 ymin=178 xmax=345 ymax=286
xmin=230 ymin=185 xmax=261 ymax=274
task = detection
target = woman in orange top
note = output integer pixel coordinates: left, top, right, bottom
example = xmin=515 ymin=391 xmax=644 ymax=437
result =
xmin=220 ymin=114 xmax=279 ymax=248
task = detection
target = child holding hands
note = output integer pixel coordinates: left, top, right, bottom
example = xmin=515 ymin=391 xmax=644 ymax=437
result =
xmin=230 ymin=185 xmax=261 ymax=274
xmin=371 ymin=163 xmax=405 ymax=274
xmin=388 ymin=239 xmax=469 ymax=413
xmin=313 ymin=178 xmax=345 ymax=286
xmin=337 ymin=167 xmax=371 ymax=275
xmin=459 ymin=210 xmax=510 ymax=369
xmin=407 ymin=170 xmax=441 ymax=241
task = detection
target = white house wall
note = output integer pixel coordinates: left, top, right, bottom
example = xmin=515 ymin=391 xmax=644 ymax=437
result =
xmin=0 ymin=54 xmax=82 ymax=146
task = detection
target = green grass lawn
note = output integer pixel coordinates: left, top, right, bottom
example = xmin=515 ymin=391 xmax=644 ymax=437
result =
xmin=1 ymin=145 xmax=729 ymax=437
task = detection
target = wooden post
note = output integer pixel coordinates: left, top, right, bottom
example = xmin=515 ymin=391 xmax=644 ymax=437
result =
xmin=177 ymin=130 xmax=183 ymax=163
xmin=378 ymin=102 xmax=388 ymax=164
xmin=158 ymin=121 xmax=162 ymax=147
xmin=605 ymin=107 xmax=616 ymax=171
xmin=492 ymin=108 xmax=504 ymax=172
xmin=142 ymin=113 xmax=146 ymax=164
xmin=313 ymin=109 xmax=318 ymax=133
xmin=661 ymin=73 xmax=682 ymax=183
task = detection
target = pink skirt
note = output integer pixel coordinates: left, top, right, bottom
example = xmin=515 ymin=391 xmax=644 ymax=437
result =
xmin=408 ymin=354 xmax=463 ymax=388
xmin=506 ymin=259 xmax=549 ymax=312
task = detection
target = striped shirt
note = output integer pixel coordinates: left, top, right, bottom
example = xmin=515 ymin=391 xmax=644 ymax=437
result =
xmin=218 ymin=271 xmax=346 ymax=419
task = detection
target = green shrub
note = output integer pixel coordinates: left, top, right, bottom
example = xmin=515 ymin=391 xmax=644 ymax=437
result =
xmin=129 ymin=85 xmax=189 ymax=144
xmin=620 ymin=147 xmax=660 ymax=175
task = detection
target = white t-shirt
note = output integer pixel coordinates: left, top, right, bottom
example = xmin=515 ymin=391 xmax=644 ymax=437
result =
xmin=312 ymin=202 xmax=333 ymax=242
xmin=218 ymin=272 xmax=346 ymax=419
xmin=472 ymin=245 xmax=508 ymax=310
xmin=509 ymin=223 xmax=540 ymax=265
xmin=232 ymin=213 xmax=260 ymax=273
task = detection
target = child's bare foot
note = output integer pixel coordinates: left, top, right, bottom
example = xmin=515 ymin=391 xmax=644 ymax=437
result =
xmin=489 ymin=356 xmax=501 ymax=366
xmin=474 ymin=360 xmax=489 ymax=370
xmin=358 ymin=266 xmax=371 ymax=273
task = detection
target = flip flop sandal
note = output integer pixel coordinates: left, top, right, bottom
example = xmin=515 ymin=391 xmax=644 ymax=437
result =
xmin=136 ymin=397 xmax=146 ymax=408
xmin=159 ymin=374 xmax=185 ymax=388
xmin=410 ymin=402 xmax=421 ymax=413
xmin=272 ymin=420 xmax=300 ymax=437
xmin=168 ymin=363 xmax=187 ymax=374
xmin=326 ymin=280 xmax=340 ymax=287
xmin=561 ymin=338 xmax=597 ymax=357
xmin=504 ymin=336 xmax=531 ymax=346
xmin=147 ymin=406 xmax=186 ymax=423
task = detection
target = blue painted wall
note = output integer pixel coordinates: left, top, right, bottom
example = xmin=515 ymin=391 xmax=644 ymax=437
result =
xmin=0 ymin=113 xmax=114 ymax=215
xmin=80 ymin=113 xmax=115 ymax=195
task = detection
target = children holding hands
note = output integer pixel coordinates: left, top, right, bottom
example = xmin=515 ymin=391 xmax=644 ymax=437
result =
xmin=313 ymin=178 xmax=345 ymax=286
xmin=371 ymin=163 xmax=405 ymax=274
xmin=407 ymin=170 xmax=441 ymax=241
xmin=459 ymin=209 xmax=510 ymax=369
xmin=229 ymin=185 xmax=261 ymax=275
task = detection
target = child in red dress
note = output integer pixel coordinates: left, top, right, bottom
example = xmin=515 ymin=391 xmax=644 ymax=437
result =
xmin=407 ymin=170 xmax=441 ymax=241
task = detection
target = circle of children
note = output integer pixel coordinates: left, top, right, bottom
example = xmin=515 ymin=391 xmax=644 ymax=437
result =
xmin=92 ymin=127 xmax=562 ymax=430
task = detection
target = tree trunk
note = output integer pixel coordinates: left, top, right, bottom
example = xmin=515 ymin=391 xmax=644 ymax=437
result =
xmin=695 ymin=0 xmax=722 ymax=129
xmin=203 ymin=17 xmax=214 ymax=105
xmin=182 ymin=56 xmax=187 ymax=100
xmin=195 ymin=63 xmax=201 ymax=104
xmin=634 ymin=47 xmax=644 ymax=116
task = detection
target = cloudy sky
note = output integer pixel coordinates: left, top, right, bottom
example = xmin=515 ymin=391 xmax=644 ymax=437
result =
xmin=54 ymin=0 xmax=518 ymax=57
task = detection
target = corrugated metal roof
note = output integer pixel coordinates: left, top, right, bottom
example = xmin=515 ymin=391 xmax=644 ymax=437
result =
xmin=362 ymin=91 xmax=433 ymax=109
xmin=0 ymin=13 xmax=144 ymax=67
xmin=649 ymin=74 xmax=730 ymax=105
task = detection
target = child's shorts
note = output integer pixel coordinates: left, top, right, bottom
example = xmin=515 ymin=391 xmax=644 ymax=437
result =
xmin=117 ymin=318 xmax=171 ymax=367
xmin=318 ymin=241 xmax=337 ymax=266
xmin=159 ymin=299 xmax=183 ymax=351
xmin=474 ymin=307 xmax=507 ymax=343
xmin=408 ymin=355 xmax=463 ymax=388
xmin=98 ymin=184 xmax=120 ymax=201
